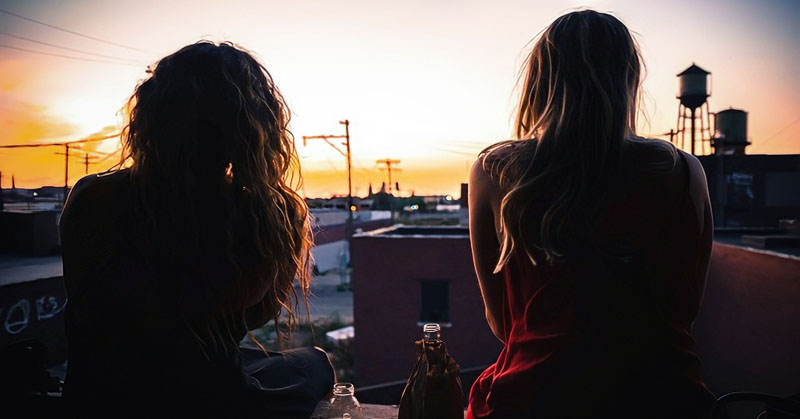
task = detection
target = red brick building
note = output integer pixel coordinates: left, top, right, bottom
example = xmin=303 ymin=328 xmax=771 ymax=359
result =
xmin=351 ymin=225 xmax=502 ymax=398
xmin=352 ymin=224 xmax=800 ymax=404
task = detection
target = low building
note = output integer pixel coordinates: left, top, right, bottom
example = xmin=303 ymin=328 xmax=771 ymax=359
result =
xmin=351 ymin=225 xmax=502 ymax=403
xmin=697 ymin=154 xmax=800 ymax=228
xmin=307 ymin=196 xmax=373 ymax=211
xmin=351 ymin=224 xmax=800 ymax=404
xmin=310 ymin=209 xmax=392 ymax=273
xmin=0 ymin=211 xmax=61 ymax=255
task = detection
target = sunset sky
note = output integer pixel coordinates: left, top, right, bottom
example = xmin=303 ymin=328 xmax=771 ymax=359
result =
xmin=1 ymin=0 xmax=798 ymax=197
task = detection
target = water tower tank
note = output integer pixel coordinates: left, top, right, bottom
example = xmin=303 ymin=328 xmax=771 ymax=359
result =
xmin=677 ymin=63 xmax=710 ymax=109
xmin=715 ymin=108 xmax=748 ymax=145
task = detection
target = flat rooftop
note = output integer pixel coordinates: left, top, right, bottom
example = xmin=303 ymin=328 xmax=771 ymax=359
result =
xmin=354 ymin=224 xmax=469 ymax=239
xmin=714 ymin=228 xmax=800 ymax=258
xmin=355 ymin=225 xmax=800 ymax=258
xmin=0 ymin=255 xmax=63 ymax=286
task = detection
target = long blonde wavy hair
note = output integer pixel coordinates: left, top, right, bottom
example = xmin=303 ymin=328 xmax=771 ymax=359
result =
xmin=122 ymin=41 xmax=312 ymax=350
xmin=484 ymin=10 xmax=643 ymax=271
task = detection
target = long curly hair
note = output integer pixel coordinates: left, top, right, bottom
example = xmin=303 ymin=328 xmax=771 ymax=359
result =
xmin=121 ymin=41 xmax=311 ymax=350
xmin=484 ymin=10 xmax=644 ymax=270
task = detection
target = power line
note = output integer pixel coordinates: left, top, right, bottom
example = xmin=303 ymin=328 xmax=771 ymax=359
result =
xmin=752 ymin=116 xmax=800 ymax=152
xmin=0 ymin=133 xmax=120 ymax=149
xmin=322 ymin=155 xmax=340 ymax=172
xmin=302 ymin=120 xmax=355 ymax=266
xmin=432 ymin=146 xmax=479 ymax=157
xmin=352 ymin=163 xmax=378 ymax=176
xmin=93 ymin=148 xmax=124 ymax=166
xmin=444 ymin=139 xmax=492 ymax=147
xmin=0 ymin=30 xmax=142 ymax=63
xmin=0 ymin=7 xmax=150 ymax=53
xmin=0 ymin=43 xmax=141 ymax=66
xmin=0 ymin=133 xmax=121 ymax=201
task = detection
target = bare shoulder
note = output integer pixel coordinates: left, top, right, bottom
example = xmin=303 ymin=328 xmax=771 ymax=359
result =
xmin=624 ymin=136 xmax=680 ymax=174
xmin=672 ymin=149 xmax=709 ymax=197
xmin=626 ymin=137 xmax=709 ymax=198
xmin=469 ymin=155 xmax=494 ymax=191
xmin=678 ymin=149 xmax=710 ymax=201
xmin=678 ymin=150 xmax=707 ymax=184
xmin=470 ymin=140 xmax=525 ymax=202
xmin=480 ymin=139 xmax=528 ymax=166
xmin=64 ymin=169 xmax=129 ymax=208
xmin=61 ymin=169 xmax=131 ymax=234
xmin=474 ymin=139 xmax=531 ymax=181
xmin=469 ymin=157 xmax=497 ymax=213
xmin=673 ymin=149 xmax=712 ymax=231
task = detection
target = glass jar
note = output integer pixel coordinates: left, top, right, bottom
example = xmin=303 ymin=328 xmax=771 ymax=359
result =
xmin=327 ymin=382 xmax=364 ymax=419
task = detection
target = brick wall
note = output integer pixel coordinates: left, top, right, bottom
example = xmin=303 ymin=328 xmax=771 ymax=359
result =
xmin=352 ymin=228 xmax=501 ymax=386
xmin=694 ymin=243 xmax=800 ymax=395
xmin=352 ymin=229 xmax=800 ymax=398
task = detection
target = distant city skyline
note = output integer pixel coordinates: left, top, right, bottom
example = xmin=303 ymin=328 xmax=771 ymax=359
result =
xmin=1 ymin=0 xmax=798 ymax=197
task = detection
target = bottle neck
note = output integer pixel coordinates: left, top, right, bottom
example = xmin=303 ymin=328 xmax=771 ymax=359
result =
xmin=423 ymin=323 xmax=441 ymax=343
xmin=333 ymin=382 xmax=356 ymax=397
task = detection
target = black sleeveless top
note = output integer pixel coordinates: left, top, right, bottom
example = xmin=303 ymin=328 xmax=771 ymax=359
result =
xmin=60 ymin=170 xmax=333 ymax=418
xmin=60 ymin=170 xmax=248 ymax=415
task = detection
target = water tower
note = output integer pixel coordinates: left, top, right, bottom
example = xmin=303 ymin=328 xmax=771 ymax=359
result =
xmin=712 ymin=108 xmax=750 ymax=155
xmin=674 ymin=63 xmax=713 ymax=155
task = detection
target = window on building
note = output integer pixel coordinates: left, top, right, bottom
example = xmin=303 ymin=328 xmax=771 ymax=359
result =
xmin=420 ymin=280 xmax=450 ymax=323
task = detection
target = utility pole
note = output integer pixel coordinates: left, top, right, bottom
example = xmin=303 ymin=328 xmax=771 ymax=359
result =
xmin=376 ymin=158 xmax=401 ymax=194
xmin=55 ymin=146 xmax=101 ymax=201
xmin=691 ymin=108 xmax=696 ymax=155
xmin=376 ymin=158 xmax=401 ymax=223
xmin=64 ymin=144 xmax=69 ymax=201
xmin=0 ymin=133 xmax=119 ymax=203
xmin=302 ymin=120 xmax=354 ymax=271
xmin=56 ymin=148 xmax=101 ymax=175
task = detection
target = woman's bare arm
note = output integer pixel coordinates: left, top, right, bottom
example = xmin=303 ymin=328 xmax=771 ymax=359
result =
xmin=469 ymin=158 xmax=506 ymax=343
xmin=684 ymin=152 xmax=714 ymax=296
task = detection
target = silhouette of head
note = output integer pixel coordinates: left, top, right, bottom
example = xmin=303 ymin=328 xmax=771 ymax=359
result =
xmin=487 ymin=10 xmax=645 ymax=267
xmin=516 ymin=9 xmax=642 ymax=141
xmin=123 ymin=41 xmax=311 ymax=347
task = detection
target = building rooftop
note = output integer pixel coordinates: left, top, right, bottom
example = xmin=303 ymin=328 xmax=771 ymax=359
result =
xmin=354 ymin=224 xmax=468 ymax=239
xmin=0 ymin=255 xmax=62 ymax=287
xmin=714 ymin=227 xmax=800 ymax=258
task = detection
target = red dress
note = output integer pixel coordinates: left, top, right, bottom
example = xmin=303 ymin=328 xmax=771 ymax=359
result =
xmin=467 ymin=144 xmax=715 ymax=418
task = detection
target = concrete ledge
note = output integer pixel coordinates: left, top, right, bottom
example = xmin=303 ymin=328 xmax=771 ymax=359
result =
xmin=363 ymin=404 xmax=399 ymax=418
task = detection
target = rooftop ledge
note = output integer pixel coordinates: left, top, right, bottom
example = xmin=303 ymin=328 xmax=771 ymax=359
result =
xmin=354 ymin=224 xmax=469 ymax=239
xmin=354 ymin=404 xmax=398 ymax=418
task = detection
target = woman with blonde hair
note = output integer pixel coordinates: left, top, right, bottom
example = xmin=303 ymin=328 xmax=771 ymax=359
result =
xmin=60 ymin=41 xmax=333 ymax=418
xmin=467 ymin=10 xmax=714 ymax=418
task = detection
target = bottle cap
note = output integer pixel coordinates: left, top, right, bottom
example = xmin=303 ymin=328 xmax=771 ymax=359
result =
xmin=333 ymin=382 xmax=355 ymax=396
xmin=423 ymin=323 xmax=441 ymax=333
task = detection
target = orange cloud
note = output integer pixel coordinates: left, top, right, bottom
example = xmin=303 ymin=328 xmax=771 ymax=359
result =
xmin=0 ymin=100 xmax=78 ymax=145
xmin=0 ymin=98 xmax=81 ymax=188
xmin=301 ymin=158 xmax=470 ymax=199
xmin=0 ymin=59 xmax=42 ymax=93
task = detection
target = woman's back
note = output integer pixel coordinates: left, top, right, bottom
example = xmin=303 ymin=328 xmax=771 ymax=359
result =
xmin=467 ymin=10 xmax=715 ymax=417
xmin=467 ymin=139 xmax=714 ymax=418
xmin=61 ymin=170 xmax=254 ymax=414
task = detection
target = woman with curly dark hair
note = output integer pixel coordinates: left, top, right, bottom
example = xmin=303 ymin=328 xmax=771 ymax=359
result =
xmin=60 ymin=41 xmax=333 ymax=418
xmin=467 ymin=10 xmax=715 ymax=418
